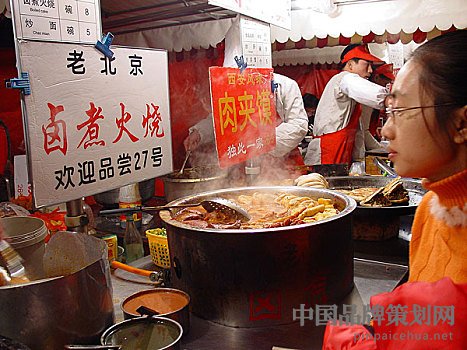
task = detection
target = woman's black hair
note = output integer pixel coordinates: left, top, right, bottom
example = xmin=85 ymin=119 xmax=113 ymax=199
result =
xmin=410 ymin=30 xmax=467 ymax=135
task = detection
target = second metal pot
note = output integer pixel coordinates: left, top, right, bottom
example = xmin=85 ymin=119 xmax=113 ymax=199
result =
xmin=162 ymin=166 xmax=228 ymax=202
xmin=93 ymin=179 xmax=155 ymax=206
xmin=0 ymin=233 xmax=114 ymax=350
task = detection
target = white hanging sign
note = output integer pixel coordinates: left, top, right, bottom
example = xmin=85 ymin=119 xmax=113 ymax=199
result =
xmin=240 ymin=16 xmax=272 ymax=68
xmin=209 ymin=0 xmax=291 ymax=30
xmin=17 ymin=41 xmax=172 ymax=208
xmin=387 ymin=42 xmax=405 ymax=69
xmin=11 ymin=0 xmax=101 ymax=44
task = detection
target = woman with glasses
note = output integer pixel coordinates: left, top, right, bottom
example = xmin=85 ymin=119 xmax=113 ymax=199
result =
xmin=381 ymin=30 xmax=466 ymax=284
xmin=322 ymin=30 xmax=466 ymax=350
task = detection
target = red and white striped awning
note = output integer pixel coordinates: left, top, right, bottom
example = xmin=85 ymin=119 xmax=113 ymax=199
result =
xmin=272 ymin=25 xmax=459 ymax=52
xmin=271 ymin=0 xmax=466 ymax=44
xmin=110 ymin=0 xmax=466 ymax=58
xmin=269 ymin=0 xmax=466 ymax=66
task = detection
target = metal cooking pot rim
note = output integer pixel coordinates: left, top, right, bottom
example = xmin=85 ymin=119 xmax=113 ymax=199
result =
xmin=159 ymin=186 xmax=356 ymax=233
xmin=163 ymin=173 xmax=227 ymax=183
xmin=100 ymin=316 xmax=183 ymax=349
xmin=0 ymin=275 xmax=62 ymax=289
xmin=164 ymin=166 xmax=228 ymax=182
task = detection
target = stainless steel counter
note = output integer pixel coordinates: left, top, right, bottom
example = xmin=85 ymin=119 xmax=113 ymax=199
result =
xmin=111 ymin=256 xmax=407 ymax=350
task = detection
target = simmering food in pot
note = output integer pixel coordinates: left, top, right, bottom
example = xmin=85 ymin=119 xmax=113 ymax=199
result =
xmin=172 ymin=192 xmax=339 ymax=229
xmin=336 ymin=177 xmax=409 ymax=207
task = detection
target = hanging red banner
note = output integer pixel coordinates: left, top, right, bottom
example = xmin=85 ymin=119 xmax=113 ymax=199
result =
xmin=209 ymin=67 xmax=276 ymax=168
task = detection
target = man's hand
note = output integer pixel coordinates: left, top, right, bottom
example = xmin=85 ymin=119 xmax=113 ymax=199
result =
xmin=183 ymin=129 xmax=201 ymax=152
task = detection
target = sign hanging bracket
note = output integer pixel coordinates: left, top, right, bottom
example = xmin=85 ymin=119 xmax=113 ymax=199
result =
xmin=95 ymin=32 xmax=114 ymax=58
xmin=271 ymin=79 xmax=278 ymax=93
xmin=234 ymin=55 xmax=247 ymax=73
xmin=5 ymin=72 xmax=31 ymax=95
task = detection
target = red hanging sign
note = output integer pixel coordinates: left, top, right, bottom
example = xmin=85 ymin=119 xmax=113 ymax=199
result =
xmin=209 ymin=67 xmax=276 ymax=168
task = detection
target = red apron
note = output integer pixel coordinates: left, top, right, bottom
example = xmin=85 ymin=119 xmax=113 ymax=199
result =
xmin=318 ymin=103 xmax=362 ymax=165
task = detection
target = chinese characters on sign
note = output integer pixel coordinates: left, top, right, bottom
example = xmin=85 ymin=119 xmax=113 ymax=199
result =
xmin=18 ymin=41 xmax=172 ymax=207
xmin=53 ymin=147 xmax=163 ymax=190
xmin=11 ymin=0 xmax=101 ymax=43
xmin=209 ymin=67 xmax=276 ymax=168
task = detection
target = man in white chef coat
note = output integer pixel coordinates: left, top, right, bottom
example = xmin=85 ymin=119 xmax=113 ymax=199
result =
xmin=304 ymin=44 xmax=388 ymax=166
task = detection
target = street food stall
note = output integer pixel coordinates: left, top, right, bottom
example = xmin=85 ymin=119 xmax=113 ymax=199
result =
xmin=0 ymin=0 xmax=466 ymax=349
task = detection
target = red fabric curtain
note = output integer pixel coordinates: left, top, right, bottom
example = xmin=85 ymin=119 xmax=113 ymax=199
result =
xmin=274 ymin=64 xmax=339 ymax=99
xmin=168 ymin=53 xmax=220 ymax=168
xmin=0 ymin=48 xmax=24 ymax=158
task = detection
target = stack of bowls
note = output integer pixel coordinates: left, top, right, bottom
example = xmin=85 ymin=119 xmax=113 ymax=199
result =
xmin=0 ymin=216 xmax=48 ymax=279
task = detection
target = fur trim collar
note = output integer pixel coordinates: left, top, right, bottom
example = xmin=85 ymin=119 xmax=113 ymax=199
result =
xmin=429 ymin=194 xmax=467 ymax=227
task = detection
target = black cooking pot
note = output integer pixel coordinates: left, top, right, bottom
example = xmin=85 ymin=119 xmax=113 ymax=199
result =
xmin=326 ymin=176 xmax=426 ymax=240
xmin=159 ymin=186 xmax=356 ymax=327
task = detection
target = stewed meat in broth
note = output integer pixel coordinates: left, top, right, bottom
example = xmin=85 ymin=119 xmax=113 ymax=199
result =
xmin=172 ymin=192 xmax=339 ymax=229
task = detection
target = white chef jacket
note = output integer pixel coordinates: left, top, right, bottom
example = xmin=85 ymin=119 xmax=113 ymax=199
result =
xmin=352 ymin=105 xmax=385 ymax=160
xmin=304 ymin=71 xmax=387 ymax=165
xmin=190 ymin=73 xmax=308 ymax=158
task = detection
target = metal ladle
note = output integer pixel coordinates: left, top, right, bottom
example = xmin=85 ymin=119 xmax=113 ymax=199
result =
xmin=178 ymin=150 xmax=191 ymax=176
xmin=99 ymin=198 xmax=251 ymax=222
xmin=373 ymin=157 xmax=397 ymax=177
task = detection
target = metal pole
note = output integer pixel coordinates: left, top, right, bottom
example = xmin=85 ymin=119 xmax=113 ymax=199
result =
xmin=65 ymin=198 xmax=87 ymax=233
xmin=244 ymin=157 xmax=260 ymax=186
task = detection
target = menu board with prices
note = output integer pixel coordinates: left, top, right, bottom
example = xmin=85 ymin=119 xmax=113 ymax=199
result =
xmin=11 ymin=0 xmax=101 ymax=44
xmin=240 ymin=16 xmax=272 ymax=68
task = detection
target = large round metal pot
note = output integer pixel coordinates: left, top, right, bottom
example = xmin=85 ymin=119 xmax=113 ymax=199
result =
xmin=94 ymin=179 xmax=155 ymax=206
xmin=0 ymin=233 xmax=114 ymax=350
xmin=163 ymin=166 xmax=229 ymax=202
xmin=326 ymin=176 xmax=426 ymax=240
xmin=159 ymin=186 xmax=356 ymax=327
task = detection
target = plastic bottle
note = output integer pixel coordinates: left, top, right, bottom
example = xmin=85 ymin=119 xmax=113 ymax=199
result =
xmin=349 ymin=161 xmax=365 ymax=176
xmin=123 ymin=215 xmax=144 ymax=263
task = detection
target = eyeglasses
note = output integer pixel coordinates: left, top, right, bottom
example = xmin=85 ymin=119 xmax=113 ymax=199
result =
xmin=385 ymin=103 xmax=458 ymax=119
